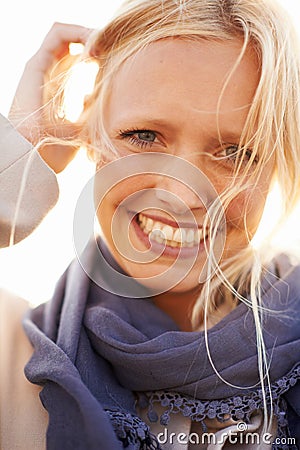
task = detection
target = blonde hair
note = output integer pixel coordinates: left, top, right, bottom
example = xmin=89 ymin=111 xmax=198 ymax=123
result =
xmin=53 ymin=0 xmax=300 ymax=434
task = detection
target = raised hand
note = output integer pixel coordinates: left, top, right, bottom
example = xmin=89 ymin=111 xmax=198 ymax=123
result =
xmin=9 ymin=23 xmax=93 ymax=173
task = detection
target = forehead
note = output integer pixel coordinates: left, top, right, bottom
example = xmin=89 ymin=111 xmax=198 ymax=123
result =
xmin=106 ymin=38 xmax=260 ymax=132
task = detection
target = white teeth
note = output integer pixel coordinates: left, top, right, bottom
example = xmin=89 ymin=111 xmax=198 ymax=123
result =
xmin=153 ymin=221 xmax=161 ymax=230
xmin=137 ymin=213 xmax=208 ymax=248
xmin=195 ymin=228 xmax=203 ymax=243
xmin=186 ymin=229 xmax=195 ymax=247
xmin=162 ymin=225 xmax=173 ymax=241
xmin=150 ymin=228 xmax=164 ymax=243
xmin=140 ymin=214 xmax=153 ymax=234
xmin=144 ymin=217 xmax=153 ymax=232
xmin=180 ymin=228 xmax=187 ymax=244
xmin=141 ymin=215 xmax=147 ymax=227
xmin=173 ymin=228 xmax=182 ymax=243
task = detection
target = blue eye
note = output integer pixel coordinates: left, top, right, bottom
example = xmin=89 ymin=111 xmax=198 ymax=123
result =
xmin=225 ymin=145 xmax=239 ymax=158
xmin=119 ymin=128 xmax=158 ymax=149
xmin=217 ymin=144 xmax=239 ymax=159
xmin=136 ymin=131 xmax=156 ymax=142
xmin=217 ymin=144 xmax=258 ymax=164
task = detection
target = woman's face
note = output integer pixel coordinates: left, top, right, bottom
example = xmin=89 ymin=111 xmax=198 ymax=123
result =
xmin=95 ymin=38 xmax=274 ymax=294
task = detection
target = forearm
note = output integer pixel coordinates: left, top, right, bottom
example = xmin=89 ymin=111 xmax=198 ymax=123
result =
xmin=0 ymin=114 xmax=59 ymax=247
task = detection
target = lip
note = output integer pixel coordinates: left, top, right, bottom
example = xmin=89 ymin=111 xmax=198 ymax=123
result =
xmin=131 ymin=213 xmax=207 ymax=259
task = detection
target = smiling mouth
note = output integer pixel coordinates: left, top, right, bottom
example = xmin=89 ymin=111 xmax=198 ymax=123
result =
xmin=137 ymin=212 xmax=208 ymax=248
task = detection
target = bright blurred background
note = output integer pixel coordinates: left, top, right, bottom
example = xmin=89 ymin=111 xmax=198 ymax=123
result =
xmin=0 ymin=0 xmax=300 ymax=305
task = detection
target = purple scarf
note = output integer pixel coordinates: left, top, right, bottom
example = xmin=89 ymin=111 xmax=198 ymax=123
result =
xmin=23 ymin=239 xmax=300 ymax=449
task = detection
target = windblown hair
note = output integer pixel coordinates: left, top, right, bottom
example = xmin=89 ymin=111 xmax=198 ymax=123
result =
xmin=53 ymin=0 xmax=300 ymax=433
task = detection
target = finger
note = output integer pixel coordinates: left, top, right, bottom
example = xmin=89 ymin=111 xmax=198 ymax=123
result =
xmin=43 ymin=22 xmax=93 ymax=52
xmin=31 ymin=23 xmax=94 ymax=71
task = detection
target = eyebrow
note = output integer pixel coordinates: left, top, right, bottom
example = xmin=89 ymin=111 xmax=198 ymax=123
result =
xmin=113 ymin=116 xmax=175 ymax=130
xmin=113 ymin=116 xmax=245 ymax=142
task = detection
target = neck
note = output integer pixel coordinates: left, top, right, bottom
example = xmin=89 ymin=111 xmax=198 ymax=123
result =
xmin=153 ymin=288 xmax=202 ymax=332
xmin=153 ymin=287 xmax=238 ymax=332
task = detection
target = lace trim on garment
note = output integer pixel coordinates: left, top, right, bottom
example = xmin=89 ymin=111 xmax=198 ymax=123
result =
xmin=105 ymin=409 xmax=162 ymax=449
xmin=272 ymin=397 xmax=298 ymax=450
xmin=136 ymin=363 xmax=300 ymax=449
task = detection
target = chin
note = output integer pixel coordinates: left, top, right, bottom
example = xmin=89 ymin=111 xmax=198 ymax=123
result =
xmin=123 ymin=260 xmax=203 ymax=296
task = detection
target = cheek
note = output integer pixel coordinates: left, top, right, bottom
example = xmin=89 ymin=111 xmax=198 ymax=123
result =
xmin=225 ymin=186 xmax=267 ymax=233
xmin=94 ymin=173 xmax=156 ymax=229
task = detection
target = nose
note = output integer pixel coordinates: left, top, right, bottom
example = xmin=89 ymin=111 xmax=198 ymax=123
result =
xmin=154 ymin=175 xmax=206 ymax=215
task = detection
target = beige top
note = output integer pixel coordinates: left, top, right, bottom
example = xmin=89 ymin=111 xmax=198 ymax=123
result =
xmin=0 ymin=114 xmax=55 ymax=448
xmin=0 ymin=291 xmax=47 ymax=450
xmin=0 ymin=114 xmax=59 ymax=247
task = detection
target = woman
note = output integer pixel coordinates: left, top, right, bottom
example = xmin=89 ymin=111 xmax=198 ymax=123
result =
xmin=1 ymin=1 xmax=300 ymax=448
